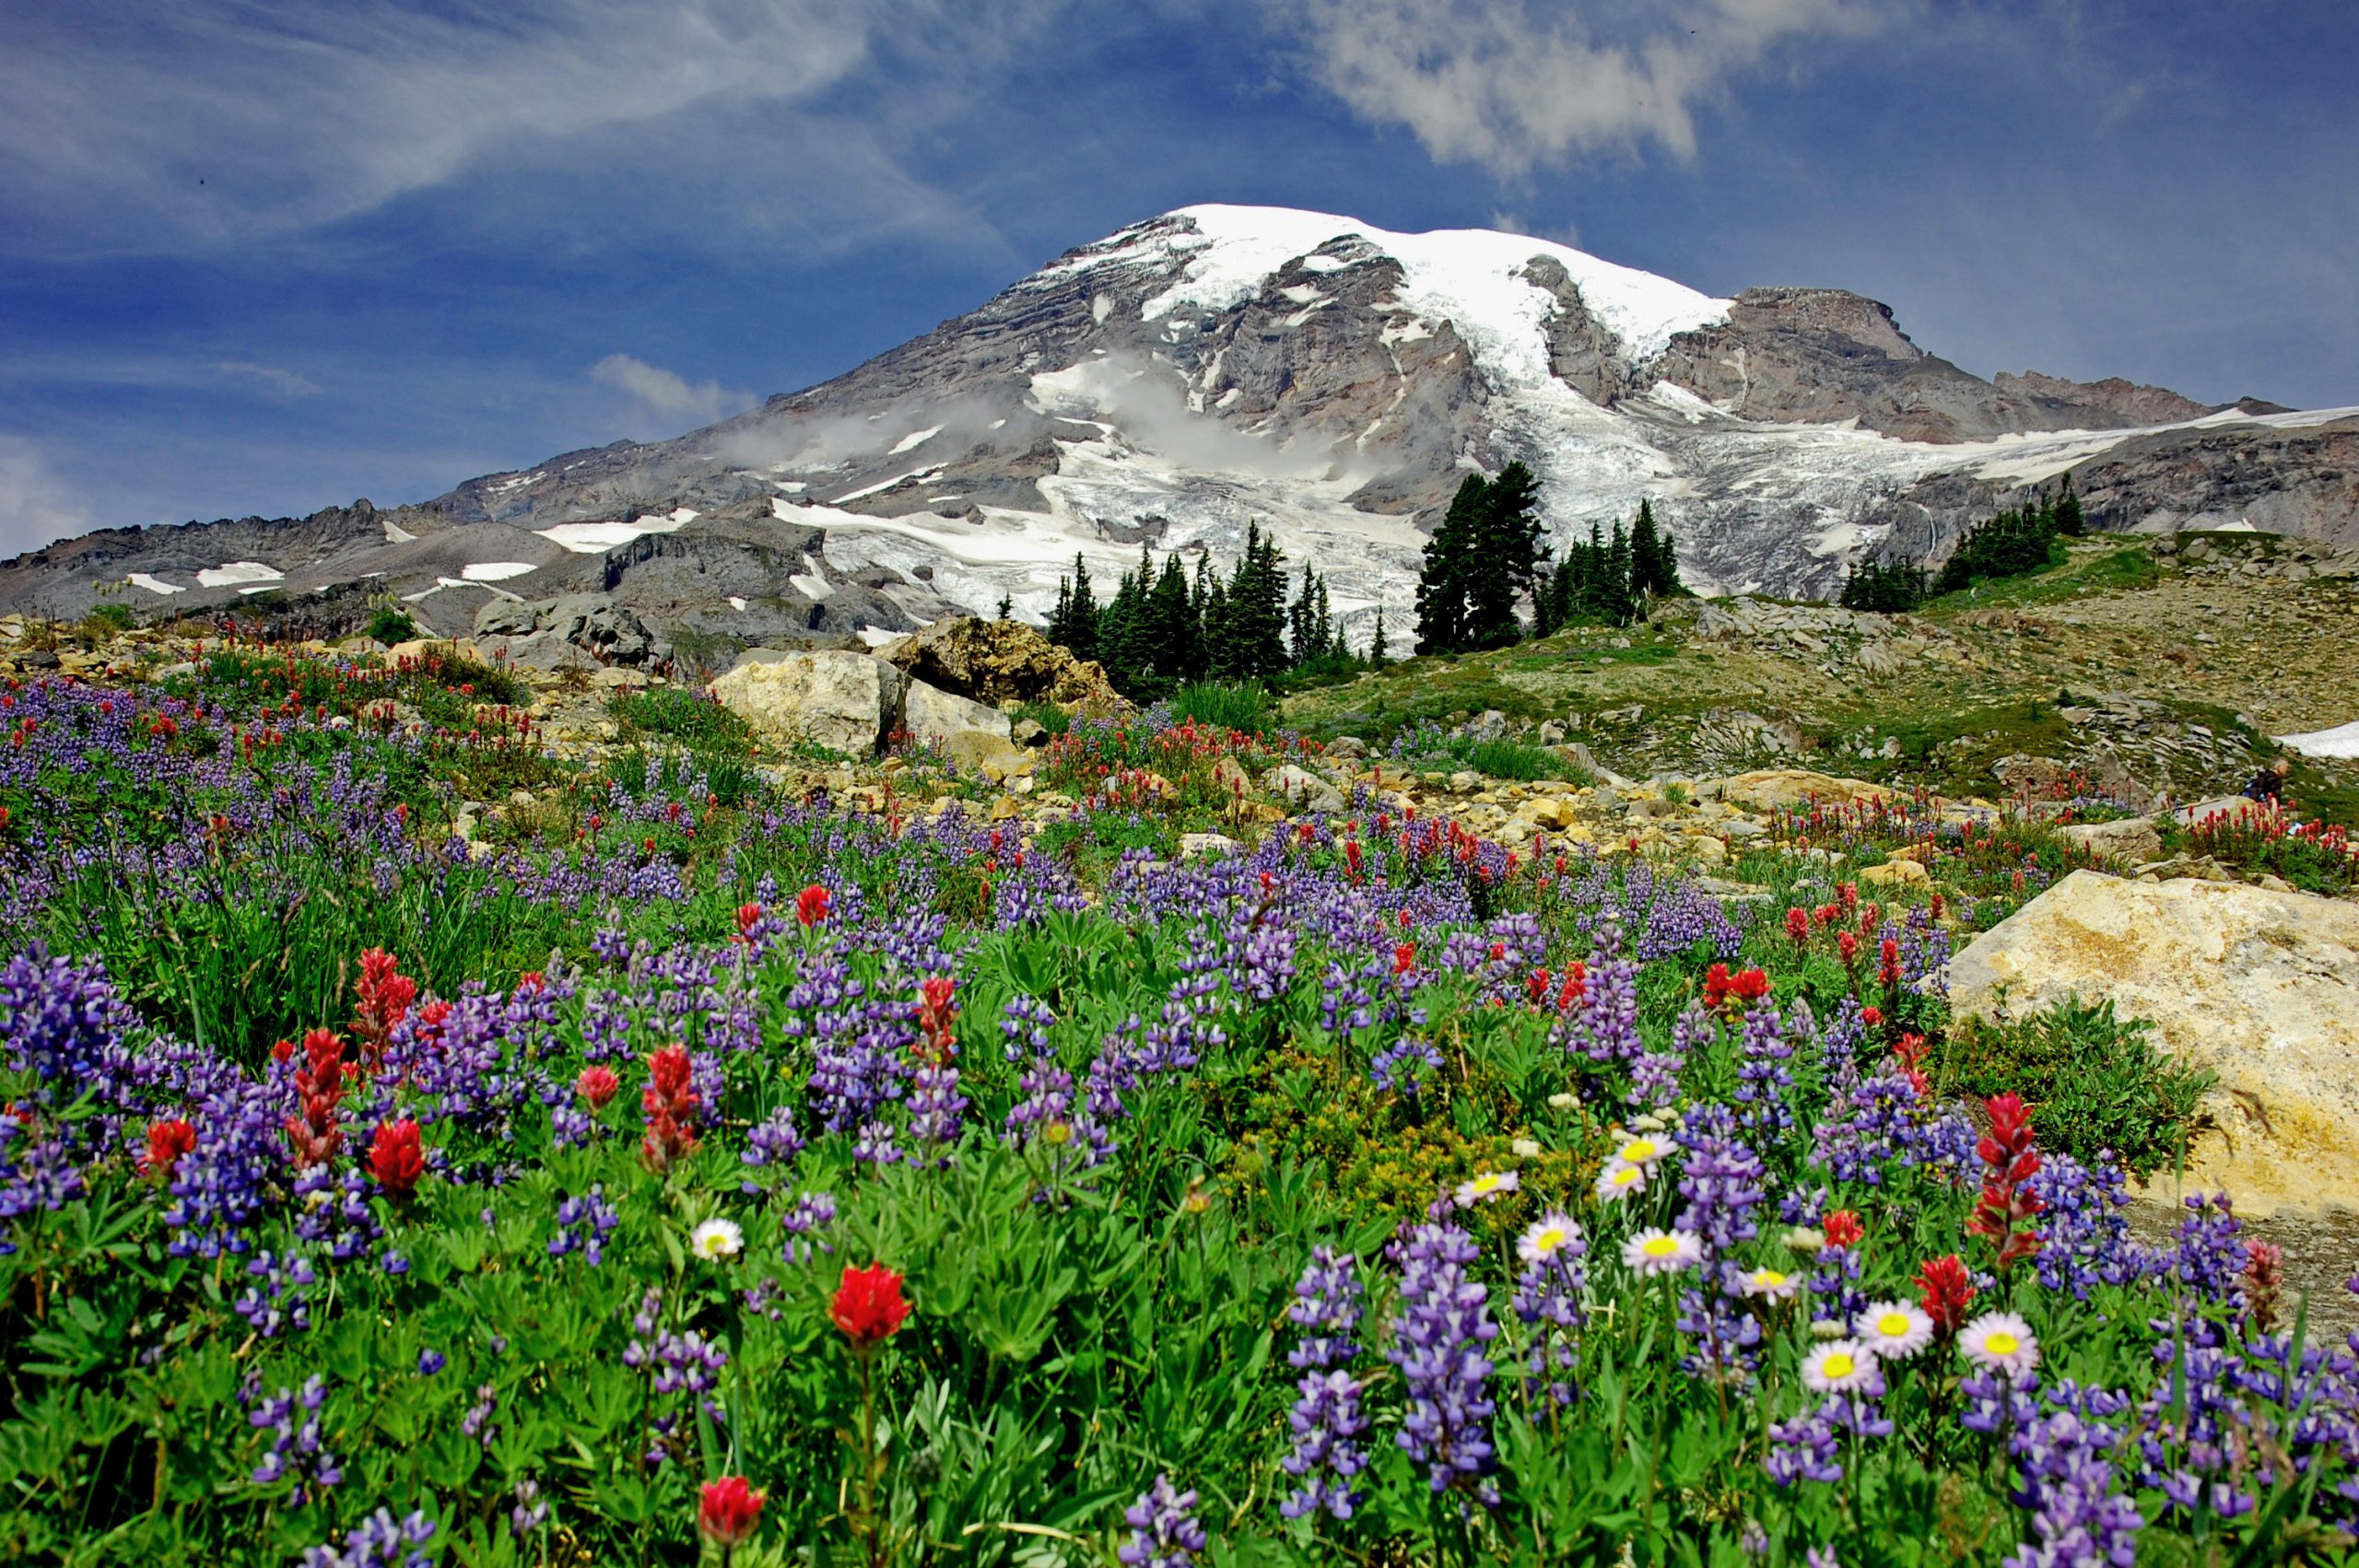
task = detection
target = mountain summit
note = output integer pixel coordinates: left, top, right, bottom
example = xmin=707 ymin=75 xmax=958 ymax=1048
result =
xmin=8 ymin=205 xmax=2355 ymax=646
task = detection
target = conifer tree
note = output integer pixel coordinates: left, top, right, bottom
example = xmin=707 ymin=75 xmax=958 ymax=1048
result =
xmin=993 ymin=591 xmax=1013 ymax=622
xmin=2055 ymin=472 xmax=2084 ymax=537
xmin=1046 ymin=552 xmax=1098 ymax=661
xmin=1148 ymin=554 xmax=1199 ymax=682
xmin=1414 ymin=474 xmax=1485 ymax=655
xmin=1369 ymin=607 xmax=1390 ymax=669
xmin=1465 ymin=461 xmax=1544 ymax=649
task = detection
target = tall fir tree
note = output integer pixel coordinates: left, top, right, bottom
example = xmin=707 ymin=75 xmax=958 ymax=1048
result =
xmin=1046 ymin=552 xmax=1098 ymax=661
xmin=2055 ymin=472 xmax=2084 ymax=537
xmin=1414 ymin=474 xmax=1485 ymax=655
xmin=1368 ymin=607 xmax=1390 ymax=669
xmin=1464 ymin=461 xmax=1544 ymax=649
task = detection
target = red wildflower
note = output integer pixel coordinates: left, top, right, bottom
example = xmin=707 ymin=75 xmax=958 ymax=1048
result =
xmin=1556 ymin=961 xmax=1587 ymax=1012
xmin=1784 ymin=907 xmax=1810 ymax=947
xmin=144 ymin=1117 xmax=197 ymax=1180
xmin=640 ymin=1045 xmax=700 ymax=1173
xmin=831 ymin=1262 xmax=911 ymax=1347
xmin=369 ymin=1120 xmax=425 ymax=1196
xmin=2241 ymin=1241 xmax=2285 ymax=1333
xmin=1821 ymin=1210 xmax=1865 ymax=1249
xmin=577 ymin=1065 xmax=620 ymax=1110
xmin=1877 ymin=937 xmax=1902 ymax=989
xmin=1702 ymin=964 xmax=1770 ymax=1012
xmin=1891 ymin=1032 xmax=1931 ymax=1097
xmin=352 ymin=947 xmax=417 ymax=1072
xmin=1861 ymin=1006 xmax=1883 ymax=1027
xmin=915 ymin=976 xmax=957 ymax=1068
xmin=1966 ymin=1093 xmax=2045 ymax=1272
xmin=734 ymin=902 xmax=764 ymax=943
xmin=1393 ymin=942 xmax=1415 ymax=975
xmin=698 ymin=1476 xmax=766 ymax=1549
xmin=1344 ymin=839 xmax=1364 ymax=883
xmin=284 ymin=1028 xmax=347 ymax=1168
xmin=1837 ymin=930 xmax=1860 ymax=965
xmin=1915 ymin=1254 xmax=1976 ymax=1338
xmin=795 ymin=883 xmax=831 ymax=928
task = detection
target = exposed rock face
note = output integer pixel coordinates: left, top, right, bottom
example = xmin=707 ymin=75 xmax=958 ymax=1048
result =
xmin=902 ymin=681 xmax=1027 ymax=774
xmin=3 ymin=205 xmax=2349 ymax=626
xmin=1715 ymin=769 xmax=1895 ymax=813
xmin=879 ymin=617 xmax=1121 ymax=708
xmin=1949 ymin=870 xmax=2359 ymax=1218
xmin=710 ymin=652 xmax=909 ymax=755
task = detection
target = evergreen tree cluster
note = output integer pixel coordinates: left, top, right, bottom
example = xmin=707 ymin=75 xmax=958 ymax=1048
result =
xmin=1041 ymin=524 xmax=1385 ymax=698
xmin=1837 ymin=474 xmax=2085 ymax=614
xmin=1415 ymin=468 xmax=1682 ymax=655
xmin=1837 ymin=557 xmax=1931 ymax=614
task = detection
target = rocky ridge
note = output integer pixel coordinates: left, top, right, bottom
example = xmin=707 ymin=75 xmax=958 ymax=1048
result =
xmin=3 ymin=206 xmax=2353 ymax=653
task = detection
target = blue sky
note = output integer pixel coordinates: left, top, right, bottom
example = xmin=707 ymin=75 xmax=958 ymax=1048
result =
xmin=2 ymin=0 xmax=2353 ymax=552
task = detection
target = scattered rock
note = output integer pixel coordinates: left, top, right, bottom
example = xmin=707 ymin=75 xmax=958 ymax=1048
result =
xmin=904 ymin=680 xmax=1027 ymax=776
xmin=1717 ymin=769 xmax=1895 ymax=813
xmin=2055 ymin=816 xmax=2165 ymax=866
xmin=1950 ymin=870 xmax=2359 ymax=1219
xmin=1179 ymin=833 xmax=1240 ymax=861
xmin=877 ymin=616 xmax=1121 ymax=708
xmin=1859 ymin=858 xmax=1929 ymax=887
xmin=1263 ymin=763 xmax=1345 ymax=815
xmin=710 ymin=652 xmax=909 ymax=755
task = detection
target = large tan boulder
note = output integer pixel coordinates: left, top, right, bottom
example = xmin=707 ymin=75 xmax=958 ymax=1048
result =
xmin=879 ymin=616 xmax=1121 ymax=708
xmin=710 ymin=651 xmax=907 ymax=755
xmin=904 ymin=680 xmax=1028 ymax=776
xmin=1949 ymin=870 xmax=2359 ymax=1217
xmin=1717 ymin=769 xmax=1895 ymax=813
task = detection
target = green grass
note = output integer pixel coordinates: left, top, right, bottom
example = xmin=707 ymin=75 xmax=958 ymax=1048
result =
xmin=1936 ymin=996 xmax=2215 ymax=1180
xmin=607 ymin=685 xmax=755 ymax=752
xmin=1010 ymin=698 xmax=1072 ymax=738
xmin=1919 ymin=542 xmax=2160 ymax=613
xmin=1168 ymin=680 xmax=1275 ymax=734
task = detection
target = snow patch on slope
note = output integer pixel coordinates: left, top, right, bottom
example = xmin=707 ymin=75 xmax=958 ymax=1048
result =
xmin=1137 ymin=205 xmax=1730 ymax=368
xmin=2281 ymin=720 xmax=2359 ymax=760
xmin=196 ymin=561 xmax=283 ymax=589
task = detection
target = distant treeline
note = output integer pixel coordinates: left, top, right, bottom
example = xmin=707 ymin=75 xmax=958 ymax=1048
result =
xmin=1840 ymin=474 xmax=2085 ymax=614
xmin=1040 ymin=525 xmax=1388 ymax=699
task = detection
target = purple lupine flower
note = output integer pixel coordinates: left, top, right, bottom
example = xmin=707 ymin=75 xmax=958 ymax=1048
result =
xmin=1281 ymin=1247 xmax=1370 ymax=1520
xmin=1766 ymin=1404 xmax=1842 ymax=1487
xmin=548 ymin=1185 xmax=620 ymax=1266
xmin=248 ymin=1374 xmax=344 ymax=1502
xmin=233 ymin=1248 xmax=319 ymax=1339
xmin=301 ymin=1506 xmax=436 ymax=1568
xmin=1118 ymin=1473 xmax=1206 ymax=1568
xmin=1385 ymin=1220 xmax=1499 ymax=1503
xmin=1672 ymin=1105 xmax=1766 ymax=1383
xmin=2003 ymin=1405 xmax=2142 ymax=1568
xmin=781 ymin=1189 xmax=838 ymax=1265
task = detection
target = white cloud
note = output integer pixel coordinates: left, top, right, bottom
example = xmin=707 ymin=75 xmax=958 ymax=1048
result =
xmin=0 ymin=0 xmax=1067 ymax=259
xmin=0 ymin=436 xmax=92 ymax=556
xmin=591 ymin=354 xmax=748 ymax=424
xmin=1290 ymin=0 xmax=1889 ymax=176
xmin=211 ymin=361 xmax=323 ymax=399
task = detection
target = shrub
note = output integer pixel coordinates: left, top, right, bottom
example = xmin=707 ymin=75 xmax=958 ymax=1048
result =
xmin=366 ymin=606 xmax=416 ymax=644
xmin=608 ymin=686 xmax=754 ymax=753
xmin=1936 ymin=996 xmax=2214 ymax=1180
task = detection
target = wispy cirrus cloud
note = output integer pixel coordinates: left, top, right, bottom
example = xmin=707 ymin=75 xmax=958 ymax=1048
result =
xmin=0 ymin=0 xmax=1074 ymax=261
xmin=1288 ymin=0 xmax=1891 ymax=176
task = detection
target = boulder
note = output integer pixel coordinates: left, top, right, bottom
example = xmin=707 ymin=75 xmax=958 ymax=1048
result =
xmin=710 ymin=651 xmax=908 ymax=755
xmin=1179 ymin=833 xmax=1240 ymax=861
xmin=1949 ymin=870 xmax=2359 ymax=1218
xmin=904 ymin=680 xmax=1028 ymax=776
xmin=1263 ymin=763 xmax=1345 ymax=815
xmin=878 ymin=616 xmax=1121 ymax=708
xmin=1717 ymin=769 xmax=1895 ymax=813
xmin=2055 ymin=816 xmax=2165 ymax=866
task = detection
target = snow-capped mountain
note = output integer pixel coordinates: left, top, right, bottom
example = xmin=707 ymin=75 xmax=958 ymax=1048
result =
xmin=7 ymin=205 xmax=2355 ymax=646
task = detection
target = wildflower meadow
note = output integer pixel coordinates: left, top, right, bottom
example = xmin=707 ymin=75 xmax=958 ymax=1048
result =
xmin=0 ymin=649 xmax=2351 ymax=1568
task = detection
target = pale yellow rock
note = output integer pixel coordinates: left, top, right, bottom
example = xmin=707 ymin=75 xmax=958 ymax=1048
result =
xmin=1950 ymin=871 xmax=2359 ymax=1218
xmin=1718 ymin=769 xmax=1896 ymax=813
xmin=1859 ymin=858 xmax=1930 ymax=886
xmin=1686 ymin=835 xmax=1728 ymax=868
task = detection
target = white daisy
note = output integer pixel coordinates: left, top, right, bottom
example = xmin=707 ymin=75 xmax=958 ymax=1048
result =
xmin=1620 ymin=1227 xmax=1704 ymax=1277
xmin=1454 ymin=1169 xmax=1520 ymax=1207
xmin=1740 ymin=1266 xmax=1802 ymax=1302
xmin=1958 ymin=1312 xmax=2040 ymax=1375
xmin=1595 ymin=1159 xmax=1649 ymax=1201
xmin=689 ymin=1217 xmax=744 ymax=1261
xmin=1612 ymin=1132 xmax=1677 ymax=1168
xmin=1801 ymin=1340 xmax=1877 ymax=1394
xmin=1518 ymin=1212 xmax=1583 ymax=1264
xmin=1856 ymin=1301 xmax=1935 ymax=1361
